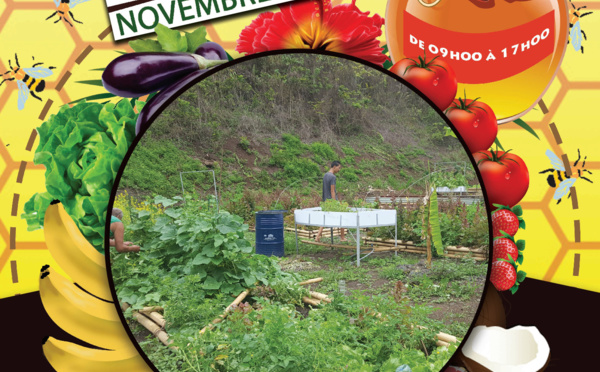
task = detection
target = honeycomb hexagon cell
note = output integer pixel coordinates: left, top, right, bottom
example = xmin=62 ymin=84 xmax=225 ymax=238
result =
xmin=68 ymin=1 xmax=113 ymax=42
xmin=549 ymin=89 xmax=600 ymax=151
xmin=553 ymin=250 xmax=600 ymax=292
xmin=561 ymin=16 xmax=600 ymax=82
xmin=0 ymin=249 xmax=57 ymax=297
xmin=1 ymin=167 xmax=47 ymax=241
xmin=0 ymin=0 xmax=6 ymax=20
xmin=0 ymin=10 xmax=76 ymax=79
xmin=0 ymin=142 xmax=10 ymax=193
xmin=0 ymin=89 xmax=65 ymax=160
xmin=518 ymin=209 xmax=563 ymax=281
xmin=547 ymin=195 xmax=598 ymax=241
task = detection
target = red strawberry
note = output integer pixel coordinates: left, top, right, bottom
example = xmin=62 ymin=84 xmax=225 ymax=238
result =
xmin=492 ymin=204 xmax=525 ymax=237
xmin=490 ymin=260 xmax=517 ymax=291
xmin=493 ymin=238 xmax=519 ymax=262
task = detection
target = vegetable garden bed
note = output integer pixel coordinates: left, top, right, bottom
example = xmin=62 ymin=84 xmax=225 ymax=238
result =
xmin=113 ymin=195 xmax=487 ymax=372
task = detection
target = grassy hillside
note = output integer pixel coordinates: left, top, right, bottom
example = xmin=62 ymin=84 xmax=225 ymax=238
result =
xmin=118 ymin=54 xmax=477 ymax=215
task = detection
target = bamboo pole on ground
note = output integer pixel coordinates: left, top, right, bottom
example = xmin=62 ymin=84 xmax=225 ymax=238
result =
xmin=139 ymin=306 xmax=164 ymax=313
xmin=133 ymin=311 xmax=175 ymax=349
xmin=309 ymin=291 xmax=332 ymax=303
xmin=199 ymin=289 xmax=251 ymax=335
xmin=147 ymin=312 xmax=166 ymax=328
xmin=121 ymin=303 xmax=176 ymax=350
xmin=414 ymin=325 xmax=458 ymax=345
xmin=301 ymin=240 xmax=401 ymax=252
xmin=302 ymin=297 xmax=321 ymax=306
xmin=298 ymin=278 xmax=323 ymax=286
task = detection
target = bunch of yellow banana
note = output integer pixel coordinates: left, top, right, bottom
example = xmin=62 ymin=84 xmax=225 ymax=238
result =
xmin=39 ymin=201 xmax=151 ymax=371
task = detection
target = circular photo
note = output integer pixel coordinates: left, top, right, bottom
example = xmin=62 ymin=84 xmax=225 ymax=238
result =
xmin=109 ymin=52 xmax=490 ymax=371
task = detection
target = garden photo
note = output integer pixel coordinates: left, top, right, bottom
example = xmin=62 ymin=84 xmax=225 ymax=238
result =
xmin=109 ymin=53 xmax=490 ymax=371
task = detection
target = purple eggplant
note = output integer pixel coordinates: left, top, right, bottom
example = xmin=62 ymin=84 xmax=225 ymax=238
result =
xmin=102 ymin=52 xmax=227 ymax=98
xmin=195 ymin=42 xmax=228 ymax=61
xmin=135 ymin=69 xmax=207 ymax=135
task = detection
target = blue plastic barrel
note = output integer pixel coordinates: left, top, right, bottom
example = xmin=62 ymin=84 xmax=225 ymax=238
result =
xmin=255 ymin=210 xmax=286 ymax=257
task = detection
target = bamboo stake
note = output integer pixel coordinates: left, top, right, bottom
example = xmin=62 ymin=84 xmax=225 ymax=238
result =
xmin=302 ymin=296 xmax=321 ymax=306
xmin=140 ymin=306 xmax=164 ymax=313
xmin=310 ymin=291 xmax=332 ymax=303
xmin=133 ymin=311 xmax=175 ymax=349
xmin=301 ymin=240 xmax=401 ymax=252
xmin=199 ymin=289 xmax=251 ymax=335
xmin=415 ymin=325 xmax=458 ymax=345
xmin=147 ymin=312 xmax=166 ymax=328
xmin=444 ymin=254 xmax=486 ymax=261
xmin=298 ymin=278 xmax=323 ymax=286
xmin=437 ymin=331 xmax=458 ymax=344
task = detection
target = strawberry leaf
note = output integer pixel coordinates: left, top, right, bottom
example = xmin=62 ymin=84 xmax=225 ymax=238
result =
xmin=517 ymin=254 xmax=523 ymax=265
xmin=519 ymin=219 xmax=526 ymax=229
xmin=500 ymin=231 xmax=516 ymax=241
xmin=493 ymin=204 xmax=510 ymax=211
xmin=510 ymin=285 xmax=519 ymax=294
xmin=512 ymin=205 xmax=523 ymax=216
xmin=516 ymin=240 xmax=525 ymax=251
xmin=517 ymin=270 xmax=527 ymax=282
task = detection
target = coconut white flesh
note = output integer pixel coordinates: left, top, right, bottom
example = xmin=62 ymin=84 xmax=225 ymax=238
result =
xmin=462 ymin=326 xmax=550 ymax=372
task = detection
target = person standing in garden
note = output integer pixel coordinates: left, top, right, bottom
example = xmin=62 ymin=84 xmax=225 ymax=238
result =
xmin=314 ymin=161 xmax=347 ymax=242
xmin=109 ymin=208 xmax=141 ymax=253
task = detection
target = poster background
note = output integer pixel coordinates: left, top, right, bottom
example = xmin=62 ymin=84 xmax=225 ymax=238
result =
xmin=1 ymin=0 xmax=600 ymax=369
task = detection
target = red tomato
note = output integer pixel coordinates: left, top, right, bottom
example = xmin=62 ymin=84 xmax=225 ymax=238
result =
xmin=446 ymin=98 xmax=498 ymax=153
xmin=473 ymin=150 xmax=529 ymax=208
xmin=390 ymin=54 xmax=457 ymax=111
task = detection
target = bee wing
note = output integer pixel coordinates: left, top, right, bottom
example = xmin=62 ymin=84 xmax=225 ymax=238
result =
xmin=69 ymin=0 xmax=92 ymax=9
xmin=545 ymin=149 xmax=565 ymax=171
xmin=554 ymin=178 xmax=577 ymax=200
xmin=23 ymin=66 xmax=54 ymax=79
xmin=16 ymin=80 xmax=29 ymax=111
xmin=570 ymin=21 xmax=582 ymax=51
xmin=53 ymin=0 xmax=60 ymax=7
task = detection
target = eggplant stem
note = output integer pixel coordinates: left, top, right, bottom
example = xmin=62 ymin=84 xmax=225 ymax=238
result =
xmin=192 ymin=54 xmax=229 ymax=70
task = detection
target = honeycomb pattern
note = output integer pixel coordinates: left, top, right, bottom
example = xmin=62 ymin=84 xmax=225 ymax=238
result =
xmin=1 ymin=0 xmax=600 ymax=299
xmin=499 ymin=0 xmax=600 ymax=292
xmin=0 ymin=0 xmax=130 ymax=297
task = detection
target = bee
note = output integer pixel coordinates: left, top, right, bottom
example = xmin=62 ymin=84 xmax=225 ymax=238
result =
xmin=540 ymin=149 xmax=593 ymax=204
xmin=46 ymin=0 xmax=91 ymax=27
xmin=1 ymin=54 xmax=56 ymax=111
xmin=568 ymin=0 xmax=593 ymax=53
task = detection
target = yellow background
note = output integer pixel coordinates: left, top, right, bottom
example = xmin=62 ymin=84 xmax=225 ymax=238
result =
xmin=1 ymin=0 xmax=599 ymax=297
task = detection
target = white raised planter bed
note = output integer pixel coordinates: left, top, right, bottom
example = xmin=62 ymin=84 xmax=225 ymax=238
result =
xmin=294 ymin=207 xmax=398 ymax=266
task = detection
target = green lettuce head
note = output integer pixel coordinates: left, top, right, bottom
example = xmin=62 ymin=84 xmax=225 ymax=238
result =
xmin=22 ymin=99 xmax=142 ymax=254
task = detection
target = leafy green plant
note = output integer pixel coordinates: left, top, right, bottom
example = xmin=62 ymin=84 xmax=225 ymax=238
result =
xmin=113 ymin=195 xmax=304 ymax=308
xmin=320 ymin=199 xmax=350 ymax=212
xmin=22 ymin=99 xmax=141 ymax=253
xmin=129 ymin=24 xmax=208 ymax=53
xmin=239 ymin=136 xmax=250 ymax=152
xmin=283 ymin=158 xmax=321 ymax=180
xmin=310 ymin=142 xmax=336 ymax=162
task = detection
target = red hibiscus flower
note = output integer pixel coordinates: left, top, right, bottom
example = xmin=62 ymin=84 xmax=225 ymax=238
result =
xmin=236 ymin=0 xmax=388 ymax=66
